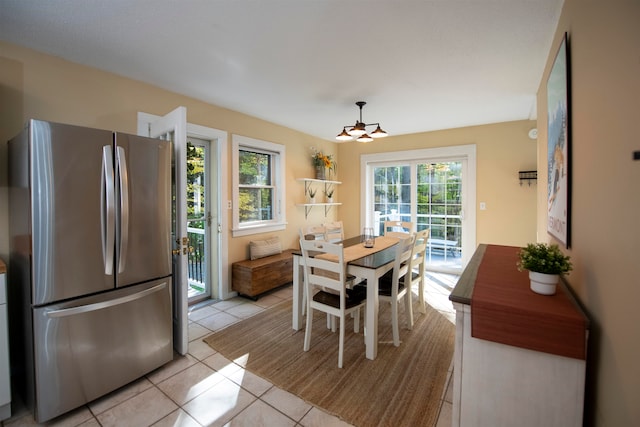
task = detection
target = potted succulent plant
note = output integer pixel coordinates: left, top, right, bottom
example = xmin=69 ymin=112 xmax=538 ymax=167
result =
xmin=325 ymin=188 xmax=334 ymax=203
xmin=307 ymin=187 xmax=317 ymax=204
xmin=517 ymin=243 xmax=572 ymax=295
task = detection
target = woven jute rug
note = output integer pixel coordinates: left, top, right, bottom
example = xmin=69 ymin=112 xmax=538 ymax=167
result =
xmin=203 ymin=295 xmax=454 ymax=427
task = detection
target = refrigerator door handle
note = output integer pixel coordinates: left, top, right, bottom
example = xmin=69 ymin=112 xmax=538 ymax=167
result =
xmin=46 ymin=282 xmax=167 ymax=318
xmin=101 ymin=145 xmax=115 ymax=275
xmin=116 ymin=146 xmax=130 ymax=274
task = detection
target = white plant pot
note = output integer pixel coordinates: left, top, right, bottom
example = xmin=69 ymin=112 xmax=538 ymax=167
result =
xmin=309 ymin=196 xmax=316 ymax=204
xmin=327 ymin=197 xmax=333 ymax=204
xmin=529 ymin=271 xmax=559 ymax=295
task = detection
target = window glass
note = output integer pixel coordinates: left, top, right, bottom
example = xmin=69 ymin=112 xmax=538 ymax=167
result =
xmin=238 ymin=150 xmax=274 ymax=223
xmin=232 ymin=135 xmax=286 ymax=236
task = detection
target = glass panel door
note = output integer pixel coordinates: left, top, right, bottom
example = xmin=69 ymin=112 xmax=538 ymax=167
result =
xmin=417 ymin=161 xmax=462 ymax=270
xmin=371 ymin=160 xmax=464 ymax=272
xmin=186 ymin=138 xmax=211 ymax=303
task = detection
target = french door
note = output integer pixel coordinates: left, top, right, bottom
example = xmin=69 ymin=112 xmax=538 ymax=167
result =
xmin=142 ymin=107 xmax=189 ymax=355
xmin=362 ymin=145 xmax=476 ymax=273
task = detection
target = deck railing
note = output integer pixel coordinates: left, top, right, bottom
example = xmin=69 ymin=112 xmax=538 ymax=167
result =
xmin=187 ymin=227 xmax=206 ymax=287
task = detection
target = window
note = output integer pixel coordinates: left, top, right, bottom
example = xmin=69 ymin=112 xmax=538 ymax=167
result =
xmin=232 ymin=135 xmax=286 ymax=236
xmin=361 ymin=145 xmax=476 ymax=273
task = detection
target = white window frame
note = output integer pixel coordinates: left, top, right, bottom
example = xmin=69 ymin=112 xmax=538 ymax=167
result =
xmin=232 ymin=134 xmax=286 ymax=237
xmin=361 ymin=144 xmax=476 ymax=270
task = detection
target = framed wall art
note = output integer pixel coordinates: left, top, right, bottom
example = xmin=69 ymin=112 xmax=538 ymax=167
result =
xmin=546 ymin=32 xmax=571 ymax=247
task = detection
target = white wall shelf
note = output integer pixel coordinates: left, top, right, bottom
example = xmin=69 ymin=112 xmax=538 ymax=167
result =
xmin=296 ymin=178 xmax=341 ymax=219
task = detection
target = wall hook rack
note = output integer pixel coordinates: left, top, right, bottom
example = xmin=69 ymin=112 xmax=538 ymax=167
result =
xmin=519 ymin=170 xmax=537 ymax=186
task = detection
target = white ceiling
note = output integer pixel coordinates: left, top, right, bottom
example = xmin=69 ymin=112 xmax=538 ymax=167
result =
xmin=0 ymin=0 xmax=563 ymax=141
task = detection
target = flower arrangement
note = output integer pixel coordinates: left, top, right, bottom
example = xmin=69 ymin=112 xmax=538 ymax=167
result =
xmin=325 ymin=188 xmax=334 ymax=198
xmin=311 ymin=148 xmax=336 ymax=173
xmin=517 ymin=243 xmax=573 ymax=275
xmin=308 ymin=187 xmax=317 ymax=198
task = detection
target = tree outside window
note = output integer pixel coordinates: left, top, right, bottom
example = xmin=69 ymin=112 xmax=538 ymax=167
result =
xmin=238 ymin=150 xmax=274 ymax=223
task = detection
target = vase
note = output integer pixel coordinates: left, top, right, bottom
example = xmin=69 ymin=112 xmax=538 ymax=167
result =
xmin=327 ymin=197 xmax=333 ymax=204
xmin=315 ymin=165 xmax=326 ymax=180
xmin=309 ymin=196 xmax=316 ymax=204
xmin=529 ymin=271 xmax=559 ymax=295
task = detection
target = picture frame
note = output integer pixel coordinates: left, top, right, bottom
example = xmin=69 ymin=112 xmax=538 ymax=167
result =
xmin=546 ymin=32 xmax=571 ymax=248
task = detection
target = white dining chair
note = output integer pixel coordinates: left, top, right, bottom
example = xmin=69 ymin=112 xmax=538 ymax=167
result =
xmin=299 ymin=238 xmax=367 ymax=368
xmin=408 ymin=228 xmax=430 ymax=314
xmin=356 ymin=233 xmax=415 ymax=347
xmin=300 ymin=224 xmax=327 ymax=241
xmin=383 ymin=220 xmax=414 ymax=238
xmin=322 ymin=220 xmax=344 ymax=243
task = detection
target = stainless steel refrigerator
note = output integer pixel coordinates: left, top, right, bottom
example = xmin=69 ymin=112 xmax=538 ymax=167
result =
xmin=8 ymin=119 xmax=173 ymax=422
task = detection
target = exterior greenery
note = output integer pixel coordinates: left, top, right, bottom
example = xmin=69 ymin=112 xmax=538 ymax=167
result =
xmin=186 ymin=142 xmax=206 ymax=285
xmin=187 ymin=142 xmax=205 ymax=221
xmin=517 ymin=243 xmax=573 ymax=275
xmin=373 ymin=162 xmax=462 ymax=246
xmin=238 ymin=149 xmax=273 ymax=223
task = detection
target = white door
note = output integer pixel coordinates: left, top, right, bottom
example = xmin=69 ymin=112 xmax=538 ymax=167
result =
xmin=144 ymin=106 xmax=189 ymax=355
xmin=361 ymin=145 xmax=476 ymax=274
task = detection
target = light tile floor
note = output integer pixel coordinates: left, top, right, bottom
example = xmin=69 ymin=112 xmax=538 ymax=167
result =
xmin=3 ymin=272 xmax=458 ymax=427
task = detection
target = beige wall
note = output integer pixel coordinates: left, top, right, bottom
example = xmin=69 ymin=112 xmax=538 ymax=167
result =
xmin=337 ymin=120 xmax=538 ymax=246
xmin=0 ymin=41 xmax=339 ymax=282
xmin=536 ymin=1 xmax=640 ymax=425
xmin=0 ymin=41 xmax=537 ymax=281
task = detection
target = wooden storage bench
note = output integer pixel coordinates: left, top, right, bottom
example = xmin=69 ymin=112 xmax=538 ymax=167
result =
xmin=232 ymin=249 xmax=295 ymax=299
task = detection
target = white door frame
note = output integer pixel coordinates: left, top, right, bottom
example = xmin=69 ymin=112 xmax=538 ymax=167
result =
xmin=360 ymin=144 xmax=477 ymax=271
xmin=138 ymin=113 xmax=230 ymax=301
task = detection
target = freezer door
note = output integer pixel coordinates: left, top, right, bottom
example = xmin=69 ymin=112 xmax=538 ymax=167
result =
xmin=115 ymin=133 xmax=171 ymax=287
xmin=29 ymin=120 xmax=115 ymax=305
xmin=32 ymin=278 xmax=172 ymax=423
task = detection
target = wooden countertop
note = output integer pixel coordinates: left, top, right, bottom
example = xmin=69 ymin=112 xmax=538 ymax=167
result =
xmin=0 ymin=259 xmax=5 ymax=274
xmin=451 ymin=244 xmax=589 ymax=359
xmin=449 ymin=244 xmax=486 ymax=305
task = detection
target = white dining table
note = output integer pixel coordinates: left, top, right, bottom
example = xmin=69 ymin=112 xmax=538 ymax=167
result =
xmin=292 ymin=235 xmax=399 ymax=360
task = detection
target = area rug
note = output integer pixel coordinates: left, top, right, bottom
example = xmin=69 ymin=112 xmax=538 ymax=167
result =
xmin=203 ymin=296 xmax=455 ymax=427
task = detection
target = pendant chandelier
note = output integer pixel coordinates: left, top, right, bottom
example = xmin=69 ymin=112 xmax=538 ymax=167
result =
xmin=336 ymin=101 xmax=388 ymax=142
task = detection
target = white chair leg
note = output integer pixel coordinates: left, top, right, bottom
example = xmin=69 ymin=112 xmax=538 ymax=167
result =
xmin=391 ymin=300 xmax=400 ymax=347
xmin=418 ymin=270 xmax=426 ymax=314
xmin=338 ymin=316 xmax=346 ymax=368
xmin=304 ymin=307 xmax=313 ymax=351
xmin=302 ymin=283 xmax=307 ymax=316
xmin=405 ymin=291 xmax=414 ymax=330
xmin=353 ymin=308 xmax=360 ymax=333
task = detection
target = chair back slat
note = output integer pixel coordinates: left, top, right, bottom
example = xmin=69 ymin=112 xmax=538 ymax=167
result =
xmin=384 ymin=221 xmax=414 ymax=238
xmin=300 ymin=225 xmax=327 ymax=241
xmin=323 ymin=221 xmax=344 ymax=242
xmin=299 ymin=239 xmax=346 ymax=294
xmin=390 ymin=234 xmax=416 ymax=297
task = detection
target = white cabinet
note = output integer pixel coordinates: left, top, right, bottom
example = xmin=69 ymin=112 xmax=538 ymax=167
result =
xmin=451 ymin=302 xmax=587 ymax=427
xmin=296 ymin=178 xmax=341 ymax=219
xmin=0 ymin=260 xmax=10 ymax=421
xmin=449 ymin=245 xmax=588 ymax=427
